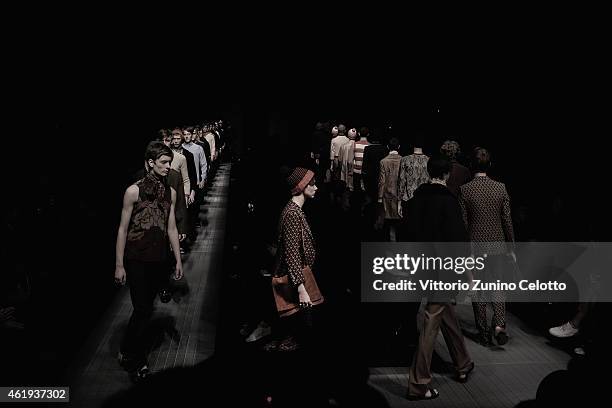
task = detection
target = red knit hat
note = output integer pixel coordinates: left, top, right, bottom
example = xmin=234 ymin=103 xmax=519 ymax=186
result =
xmin=287 ymin=167 xmax=315 ymax=195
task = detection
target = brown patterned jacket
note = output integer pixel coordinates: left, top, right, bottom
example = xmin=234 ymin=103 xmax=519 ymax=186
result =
xmin=275 ymin=201 xmax=316 ymax=287
xmin=459 ymin=176 xmax=515 ymax=255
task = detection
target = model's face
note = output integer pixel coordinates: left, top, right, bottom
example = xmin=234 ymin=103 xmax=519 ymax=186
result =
xmin=304 ymin=179 xmax=317 ymax=199
xmin=149 ymin=155 xmax=172 ymax=177
xmin=171 ymin=134 xmax=183 ymax=149
xmin=162 ymin=136 xmax=172 ymax=147
xmin=183 ymin=131 xmax=193 ymax=143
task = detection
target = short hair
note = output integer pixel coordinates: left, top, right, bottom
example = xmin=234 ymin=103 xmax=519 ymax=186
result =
xmin=337 ymin=124 xmax=347 ymax=135
xmin=157 ymin=129 xmax=169 ymax=140
xmin=388 ymin=137 xmax=400 ymax=151
xmin=171 ymin=128 xmax=183 ymax=137
xmin=145 ymin=141 xmax=173 ymax=163
xmin=359 ymin=127 xmax=370 ymax=139
xmin=427 ymin=155 xmax=452 ymax=179
xmin=472 ymin=147 xmax=491 ymax=172
xmin=184 ymin=126 xmax=195 ymax=134
xmin=412 ymin=131 xmax=425 ymax=148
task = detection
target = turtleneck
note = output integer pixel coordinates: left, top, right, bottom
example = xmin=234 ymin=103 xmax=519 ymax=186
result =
xmin=146 ymin=170 xmax=164 ymax=182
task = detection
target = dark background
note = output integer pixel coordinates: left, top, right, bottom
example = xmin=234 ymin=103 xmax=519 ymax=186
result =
xmin=2 ymin=40 xmax=608 ymax=386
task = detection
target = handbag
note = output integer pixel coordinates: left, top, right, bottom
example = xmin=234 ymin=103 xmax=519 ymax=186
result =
xmin=272 ymin=266 xmax=324 ymax=318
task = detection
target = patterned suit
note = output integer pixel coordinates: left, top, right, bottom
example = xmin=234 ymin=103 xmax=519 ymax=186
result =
xmin=459 ymin=175 xmax=515 ymax=342
xmin=399 ymin=154 xmax=430 ymax=202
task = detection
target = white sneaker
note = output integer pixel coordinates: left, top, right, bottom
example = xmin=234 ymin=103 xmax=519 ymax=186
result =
xmin=549 ymin=322 xmax=578 ymax=338
xmin=246 ymin=321 xmax=271 ymax=342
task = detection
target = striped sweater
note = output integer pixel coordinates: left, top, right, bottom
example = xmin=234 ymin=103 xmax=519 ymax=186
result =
xmin=353 ymin=138 xmax=370 ymax=174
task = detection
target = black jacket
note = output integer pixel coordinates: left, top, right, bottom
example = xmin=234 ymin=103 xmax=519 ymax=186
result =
xmin=197 ymin=140 xmax=211 ymax=168
xmin=400 ymin=183 xmax=469 ymax=302
xmin=362 ymin=144 xmax=389 ymax=196
xmin=402 ymin=183 xmax=469 ymax=243
xmin=178 ymin=148 xmax=197 ymax=192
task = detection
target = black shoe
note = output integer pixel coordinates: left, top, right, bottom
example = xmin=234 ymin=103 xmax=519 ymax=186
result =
xmin=407 ymin=388 xmax=439 ymax=401
xmin=129 ymin=364 xmax=151 ymax=383
xmin=455 ymin=362 xmax=475 ymax=383
xmin=159 ymin=289 xmax=172 ymax=303
xmin=495 ymin=330 xmax=509 ymax=345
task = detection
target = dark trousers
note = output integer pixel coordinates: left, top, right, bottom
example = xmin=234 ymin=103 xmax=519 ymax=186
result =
xmin=276 ymin=307 xmax=316 ymax=349
xmin=352 ymin=173 xmax=363 ymax=192
xmin=189 ymin=187 xmax=205 ymax=238
xmin=120 ymin=259 xmax=166 ymax=367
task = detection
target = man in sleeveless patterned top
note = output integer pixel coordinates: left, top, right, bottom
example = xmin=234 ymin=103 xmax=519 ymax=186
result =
xmin=114 ymin=142 xmax=184 ymax=382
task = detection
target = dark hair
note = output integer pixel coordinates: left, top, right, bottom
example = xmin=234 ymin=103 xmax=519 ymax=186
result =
xmin=472 ymin=147 xmax=491 ymax=172
xmin=412 ymin=130 xmax=425 ymax=148
xmin=369 ymin=128 xmax=381 ymax=144
xmin=145 ymin=141 xmax=173 ymax=163
xmin=388 ymin=137 xmax=400 ymax=151
xmin=184 ymin=126 xmax=195 ymax=133
xmin=359 ymin=127 xmax=370 ymax=139
xmin=156 ymin=129 xmax=171 ymax=142
xmin=427 ymin=155 xmax=451 ymax=179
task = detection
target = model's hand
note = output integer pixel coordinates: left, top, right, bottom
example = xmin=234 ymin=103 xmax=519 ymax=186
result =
xmin=114 ymin=266 xmax=127 ymax=286
xmin=188 ymin=191 xmax=195 ymax=204
xmin=508 ymin=251 xmax=517 ymax=263
xmin=298 ymin=289 xmax=312 ymax=308
xmin=174 ymin=263 xmax=184 ymax=280
xmin=398 ymin=202 xmax=403 ymax=218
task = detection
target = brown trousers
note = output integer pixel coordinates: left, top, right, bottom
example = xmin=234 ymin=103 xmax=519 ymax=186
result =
xmin=408 ymin=303 xmax=472 ymax=396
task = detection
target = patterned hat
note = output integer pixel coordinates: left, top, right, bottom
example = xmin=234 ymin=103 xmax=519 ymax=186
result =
xmin=287 ymin=167 xmax=315 ymax=195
